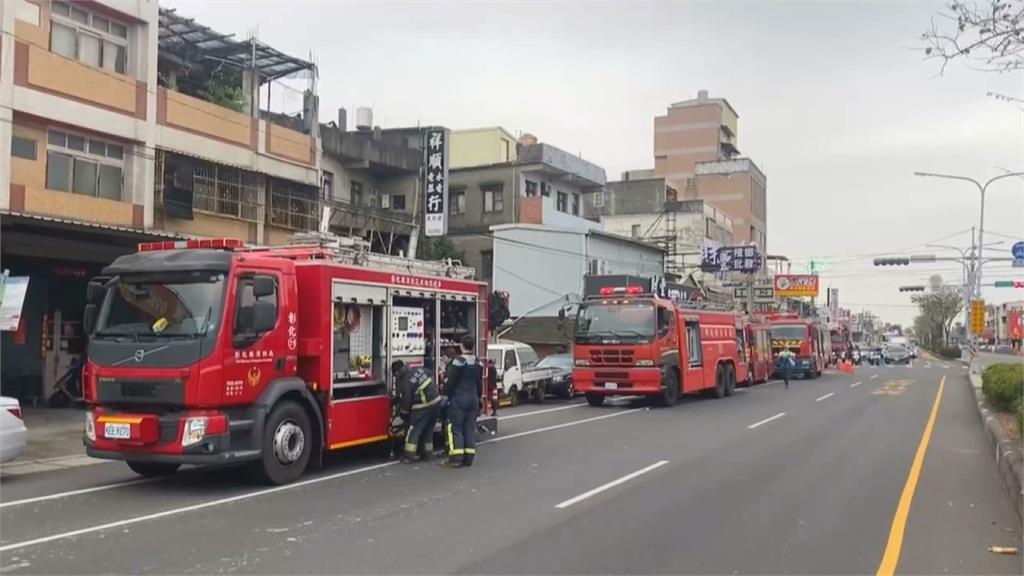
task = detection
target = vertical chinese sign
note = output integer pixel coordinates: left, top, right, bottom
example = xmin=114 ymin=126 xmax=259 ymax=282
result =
xmin=424 ymin=128 xmax=449 ymax=237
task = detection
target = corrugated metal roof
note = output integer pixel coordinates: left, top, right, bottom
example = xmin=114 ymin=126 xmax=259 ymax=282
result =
xmin=1 ymin=211 xmax=188 ymax=239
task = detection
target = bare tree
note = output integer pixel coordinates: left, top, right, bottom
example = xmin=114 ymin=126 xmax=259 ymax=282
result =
xmin=921 ymin=0 xmax=1024 ymax=73
xmin=913 ymin=287 xmax=964 ymax=346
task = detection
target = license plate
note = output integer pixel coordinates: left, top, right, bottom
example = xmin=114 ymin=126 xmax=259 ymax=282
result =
xmin=104 ymin=423 xmax=131 ymax=439
xmin=604 ymin=382 xmax=618 ymax=390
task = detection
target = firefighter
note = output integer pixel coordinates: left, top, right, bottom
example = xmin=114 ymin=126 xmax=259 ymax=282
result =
xmin=778 ymin=349 xmax=796 ymax=388
xmin=392 ymin=360 xmax=441 ymax=463
xmin=443 ymin=335 xmax=483 ymax=468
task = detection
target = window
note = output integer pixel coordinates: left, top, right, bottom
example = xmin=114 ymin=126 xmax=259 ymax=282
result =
xmin=391 ymin=194 xmax=406 ymax=211
xmin=588 ymin=259 xmax=599 ymax=275
xmin=351 ymin=180 xmax=363 ymax=205
xmin=572 ymin=193 xmax=580 ymax=216
xmin=592 ymin=190 xmax=605 ymax=208
xmin=556 ymin=191 xmax=568 ymax=212
xmin=322 ymin=171 xmax=333 ymax=200
xmin=518 ymin=347 xmax=538 ymax=367
xmin=46 ymin=130 xmax=123 ymax=199
xmin=480 ymin=250 xmax=493 ymax=280
xmin=233 ymin=276 xmax=279 ymax=339
xmin=658 ymin=308 xmax=675 ymax=337
xmin=12 ymin=136 xmax=37 ymax=160
xmin=50 ymin=2 xmax=128 ymax=74
xmin=541 ymin=182 xmax=551 ymax=197
xmin=631 ymin=224 xmax=641 ymax=238
xmin=503 ymin=350 xmax=517 ymax=371
xmin=525 ymin=180 xmax=538 ymax=197
xmin=450 ymin=189 xmax=466 ymax=215
xmin=483 ymin=187 xmax=503 ymax=213
xmin=686 ymin=322 xmax=702 ymax=366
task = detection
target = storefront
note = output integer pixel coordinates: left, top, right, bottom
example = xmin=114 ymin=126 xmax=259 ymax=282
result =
xmin=0 ymin=213 xmax=184 ymax=404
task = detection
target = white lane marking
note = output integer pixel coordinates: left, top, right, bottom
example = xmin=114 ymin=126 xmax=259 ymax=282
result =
xmin=735 ymin=388 xmax=750 ymax=393
xmin=0 ymin=408 xmax=643 ymax=552
xmin=870 ymin=374 xmax=879 ymax=380
xmin=482 ymin=408 xmax=643 ymax=446
xmin=925 ymin=363 xmax=932 ymax=368
xmin=0 ymin=477 xmax=161 ymax=509
xmin=815 ymin=392 xmax=835 ymax=402
xmin=555 ymin=460 xmax=669 ymax=509
xmin=850 ymin=381 xmax=862 ymax=388
xmin=942 ymin=364 xmax=951 ymax=369
xmin=499 ymin=403 xmax=585 ymax=420
xmin=747 ymin=412 xmax=786 ymax=430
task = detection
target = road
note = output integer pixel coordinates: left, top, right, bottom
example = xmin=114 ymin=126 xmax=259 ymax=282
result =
xmin=1 ymin=361 xmax=1020 ymax=575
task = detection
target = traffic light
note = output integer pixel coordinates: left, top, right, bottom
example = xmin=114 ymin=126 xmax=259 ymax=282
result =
xmin=993 ymin=281 xmax=1024 ymax=288
xmin=899 ymin=286 xmax=925 ymax=292
xmin=874 ymin=257 xmax=911 ymax=266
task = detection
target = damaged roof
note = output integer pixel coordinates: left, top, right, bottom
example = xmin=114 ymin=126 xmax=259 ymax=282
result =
xmin=158 ymin=8 xmax=316 ymax=81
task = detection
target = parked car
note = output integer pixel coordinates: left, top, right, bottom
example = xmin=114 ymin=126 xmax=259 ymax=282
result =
xmin=0 ymin=396 xmax=27 ymax=464
xmin=486 ymin=341 xmax=561 ymax=405
xmin=536 ymin=353 xmax=574 ymax=399
xmin=884 ymin=345 xmax=910 ymax=365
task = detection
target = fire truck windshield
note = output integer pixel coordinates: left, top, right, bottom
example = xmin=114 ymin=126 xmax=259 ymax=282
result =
xmin=770 ymin=325 xmax=807 ymax=341
xmin=575 ymin=302 xmax=654 ymax=342
xmin=96 ymin=273 xmax=226 ymax=340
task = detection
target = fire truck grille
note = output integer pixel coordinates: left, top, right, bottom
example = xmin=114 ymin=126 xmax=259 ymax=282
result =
xmin=97 ymin=378 xmax=185 ymax=406
xmin=595 ymin=372 xmax=630 ymax=380
xmin=589 ymin=349 xmax=635 ymax=365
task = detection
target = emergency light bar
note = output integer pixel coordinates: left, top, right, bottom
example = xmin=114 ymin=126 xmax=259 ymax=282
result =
xmin=138 ymin=238 xmax=245 ymax=252
xmin=599 ymin=286 xmax=644 ymax=296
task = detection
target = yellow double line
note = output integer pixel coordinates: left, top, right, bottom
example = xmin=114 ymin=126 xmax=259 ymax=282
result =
xmin=876 ymin=375 xmax=945 ymax=576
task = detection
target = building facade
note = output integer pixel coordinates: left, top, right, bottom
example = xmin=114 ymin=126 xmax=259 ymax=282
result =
xmin=491 ymin=224 xmax=665 ymax=317
xmin=0 ymin=1 xmax=320 ymax=401
xmin=652 ymin=90 xmax=767 ymax=248
xmin=445 ymin=130 xmax=606 ymax=282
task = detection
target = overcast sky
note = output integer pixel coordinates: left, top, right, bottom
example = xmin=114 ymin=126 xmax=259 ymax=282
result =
xmin=167 ymin=0 xmax=1024 ymax=327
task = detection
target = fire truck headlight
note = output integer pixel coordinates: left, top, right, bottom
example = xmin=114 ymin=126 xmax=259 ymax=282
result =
xmin=635 ymin=359 xmax=654 ymax=367
xmin=574 ymin=359 xmax=590 ymax=367
xmin=85 ymin=411 xmax=96 ymax=442
xmin=182 ymin=417 xmax=208 ymax=447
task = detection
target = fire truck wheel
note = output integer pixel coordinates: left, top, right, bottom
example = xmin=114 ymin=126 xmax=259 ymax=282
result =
xmin=713 ymin=366 xmax=727 ymax=399
xmin=724 ymin=365 xmax=736 ymax=397
xmin=126 ymin=461 xmax=180 ymax=477
xmin=258 ymin=400 xmax=312 ymax=485
xmin=508 ymin=386 xmax=520 ymax=407
xmin=658 ymin=370 xmax=680 ymax=407
xmin=586 ymin=393 xmax=605 ymax=407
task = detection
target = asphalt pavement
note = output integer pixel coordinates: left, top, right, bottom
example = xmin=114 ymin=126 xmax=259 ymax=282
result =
xmin=1 ymin=361 xmax=1020 ymax=575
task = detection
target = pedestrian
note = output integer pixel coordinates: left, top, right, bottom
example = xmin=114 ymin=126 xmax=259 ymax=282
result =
xmin=778 ymin=349 xmax=796 ymax=389
xmin=392 ymin=360 xmax=441 ymax=464
xmin=443 ymin=334 xmax=483 ymax=468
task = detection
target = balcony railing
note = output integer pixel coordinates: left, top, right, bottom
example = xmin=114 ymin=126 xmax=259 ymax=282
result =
xmin=270 ymin=190 xmax=320 ymax=231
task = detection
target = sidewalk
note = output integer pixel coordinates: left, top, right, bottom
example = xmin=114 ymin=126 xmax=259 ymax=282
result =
xmin=0 ymin=407 xmax=106 ymax=477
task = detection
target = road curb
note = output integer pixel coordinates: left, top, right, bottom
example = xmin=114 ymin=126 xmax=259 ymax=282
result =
xmin=967 ymin=364 xmax=1023 ymax=523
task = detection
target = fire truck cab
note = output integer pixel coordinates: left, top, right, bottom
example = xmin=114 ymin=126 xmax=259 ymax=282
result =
xmin=82 ymin=234 xmax=495 ymax=484
xmin=762 ymin=313 xmax=828 ymax=379
xmin=739 ymin=317 xmax=771 ymax=385
xmin=572 ymin=280 xmax=742 ymax=406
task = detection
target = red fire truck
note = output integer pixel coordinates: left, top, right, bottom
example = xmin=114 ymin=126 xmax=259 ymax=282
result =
xmin=81 ymin=234 xmax=496 ymax=484
xmin=762 ymin=313 xmax=829 ymax=379
xmin=572 ymin=282 xmax=742 ymax=406
xmin=739 ymin=317 xmax=771 ymax=385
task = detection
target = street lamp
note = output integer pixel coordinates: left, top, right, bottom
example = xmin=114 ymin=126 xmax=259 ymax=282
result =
xmin=913 ymin=171 xmax=1024 ymax=298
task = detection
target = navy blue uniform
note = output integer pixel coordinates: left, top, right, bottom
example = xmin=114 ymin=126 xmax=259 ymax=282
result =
xmin=396 ymin=366 xmax=441 ymax=460
xmin=445 ymin=354 xmax=483 ymax=465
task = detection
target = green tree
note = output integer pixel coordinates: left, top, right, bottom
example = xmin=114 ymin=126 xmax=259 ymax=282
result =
xmin=418 ymin=236 xmax=464 ymax=262
xmin=913 ymin=286 xmax=964 ymax=347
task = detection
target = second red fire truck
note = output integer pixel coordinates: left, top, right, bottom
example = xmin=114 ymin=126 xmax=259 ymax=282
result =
xmin=572 ymin=278 xmax=744 ymax=406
